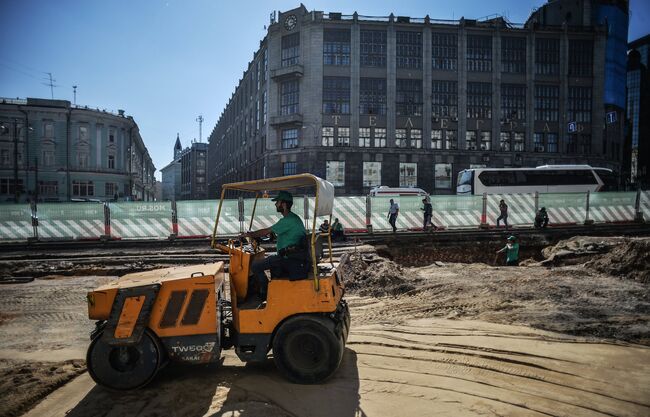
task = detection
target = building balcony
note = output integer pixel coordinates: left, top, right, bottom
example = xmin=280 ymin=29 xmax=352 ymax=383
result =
xmin=270 ymin=113 xmax=303 ymax=126
xmin=271 ymin=65 xmax=304 ymax=81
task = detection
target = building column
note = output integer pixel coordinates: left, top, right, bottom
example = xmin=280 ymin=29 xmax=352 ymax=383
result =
xmin=458 ymin=22 xmax=467 ymax=151
xmin=559 ymin=28 xmax=569 ymax=155
xmin=423 ymin=23 xmax=432 ymax=151
xmin=351 ymin=15 xmax=360 ymax=148
xmin=526 ymin=30 xmax=535 ymax=156
xmin=492 ymin=28 xmax=501 ymax=156
xmin=387 ymin=15 xmax=396 ymax=148
xmin=592 ymin=29 xmax=606 ymax=157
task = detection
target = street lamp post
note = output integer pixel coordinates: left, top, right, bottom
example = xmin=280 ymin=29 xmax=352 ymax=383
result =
xmin=33 ymin=157 xmax=39 ymax=203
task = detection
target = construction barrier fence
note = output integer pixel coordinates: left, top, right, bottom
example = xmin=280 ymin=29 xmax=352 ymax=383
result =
xmin=0 ymin=190 xmax=647 ymax=242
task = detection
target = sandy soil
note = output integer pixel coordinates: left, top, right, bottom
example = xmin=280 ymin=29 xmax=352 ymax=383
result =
xmin=0 ymin=359 xmax=85 ymax=417
xmin=0 ymin=237 xmax=649 ymax=417
xmin=18 ymin=320 xmax=650 ymax=417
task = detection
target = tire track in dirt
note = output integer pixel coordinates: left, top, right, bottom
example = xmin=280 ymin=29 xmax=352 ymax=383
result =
xmin=352 ymin=330 xmax=581 ymax=363
xmin=353 ymin=347 xmax=645 ymax=408
xmin=347 ymin=320 xmax=650 ymax=417
xmin=356 ymin=375 xmax=584 ymax=417
xmin=0 ymin=276 xmax=107 ymax=357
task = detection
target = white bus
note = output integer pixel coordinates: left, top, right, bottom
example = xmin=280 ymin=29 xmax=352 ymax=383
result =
xmin=369 ymin=185 xmax=429 ymax=197
xmin=456 ymin=165 xmax=617 ymax=195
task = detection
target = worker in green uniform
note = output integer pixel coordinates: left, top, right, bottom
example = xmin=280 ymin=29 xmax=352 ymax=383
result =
xmin=240 ymin=190 xmax=309 ymax=300
xmin=496 ymin=235 xmax=520 ymax=266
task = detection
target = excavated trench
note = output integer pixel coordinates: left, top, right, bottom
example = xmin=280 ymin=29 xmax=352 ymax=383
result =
xmin=374 ymin=240 xmax=547 ymax=267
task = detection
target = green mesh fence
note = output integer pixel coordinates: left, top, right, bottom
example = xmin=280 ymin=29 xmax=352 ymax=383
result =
xmin=430 ymin=195 xmax=483 ymax=228
xmin=0 ymin=204 xmax=33 ymax=241
xmin=37 ymin=202 xmax=104 ymax=239
xmin=176 ymin=200 xmax=219 ymax=237
xmin=369 ymin=196 xmax=424 ymax=230
xmin=109 ymin=201 xmax=172 ymax=239
xmin=212 ymin=199 xmax=242 ymax=236
xmin=538 ymin=193 xmax=587 ymax=224
xmin=588 ymin=192 xmax=637 ymax=222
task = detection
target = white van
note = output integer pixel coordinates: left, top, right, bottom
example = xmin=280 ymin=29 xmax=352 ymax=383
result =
xmin=368 ymin=185 xmax=429 ymax=197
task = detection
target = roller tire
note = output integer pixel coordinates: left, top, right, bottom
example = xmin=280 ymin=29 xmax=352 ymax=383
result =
xmin=343 ymin=305 xmax=351 ymax=343
xmin=87 ymin=328 xmax=163 ymax=390
xmin=272 ymin=315 xmax=343 ymax=384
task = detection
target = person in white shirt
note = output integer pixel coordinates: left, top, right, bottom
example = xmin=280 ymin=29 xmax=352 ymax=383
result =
xmin=387 ymin=199 xmax=400 ymax=233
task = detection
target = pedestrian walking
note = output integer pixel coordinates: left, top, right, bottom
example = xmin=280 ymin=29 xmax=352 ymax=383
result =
xmin=387 ymin=198 xmax=399 ymax=233
xmin=496 ymin=235 xmax=519 ymax=266
xmin=421 ymin=198 xmax=433 ymax=231
xmin=496 ymin=199 xmax=509 ymax=229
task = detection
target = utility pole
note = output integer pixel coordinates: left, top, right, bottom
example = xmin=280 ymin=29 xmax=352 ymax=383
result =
xmin=196 ymin=115 xmax=203 ymax=142
xmin=45 ymin=73 xmax=57 ymax=99
xmin=73 ymin=85 xmax=77 ymax=105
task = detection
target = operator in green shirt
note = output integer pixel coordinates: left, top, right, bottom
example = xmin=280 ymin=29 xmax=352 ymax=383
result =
xmin=240 ymin=190 xmax=309 ymax=300
xmin=496 ymin=235 xmax=520 ymax=266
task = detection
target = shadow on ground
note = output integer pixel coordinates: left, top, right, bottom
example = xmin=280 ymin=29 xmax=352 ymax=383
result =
xmin=66 ymin=349 xmax=363 ymax=417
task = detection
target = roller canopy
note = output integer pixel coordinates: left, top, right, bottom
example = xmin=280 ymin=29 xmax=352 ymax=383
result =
xmin=222 ymin=174 xmax=334 ymax=217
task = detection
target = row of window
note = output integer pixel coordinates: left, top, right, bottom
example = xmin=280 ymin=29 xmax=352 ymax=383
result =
xmin=280 ymin=126 xmax=581 ymax=153
xmin=0 ymin=148 xmax=118 ymax=168
xmin=282 ymin=76 xmax=592 ymax=121
xmin=0 ymin=178 xmax=120 ymax=197
xmin=0 ymin=123 xmax=120 ymax=143
xmin=281 ymin=161 xmax=455 ymax=189
xmin=281 ymin=29 xmax=593 ymax=75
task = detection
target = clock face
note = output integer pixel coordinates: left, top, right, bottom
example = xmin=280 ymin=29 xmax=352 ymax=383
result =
xmin=284 ymin=14 xmax=297 ymax=31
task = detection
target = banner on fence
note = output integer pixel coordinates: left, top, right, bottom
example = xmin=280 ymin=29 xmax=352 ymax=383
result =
xmin=110 ymin=201 xmax=173 ymax=239
xmin=0 ymin=204 xmax=33 ymax=240
xmin=538 ymin=193 xmax=587 ymax=225
xmin=589 ymin=192 xmax=637 ymax=223
xmin=0 ymin=190 xmax=647 ymax=242
xmin=37 ymin=202 xmax=104 ymax=239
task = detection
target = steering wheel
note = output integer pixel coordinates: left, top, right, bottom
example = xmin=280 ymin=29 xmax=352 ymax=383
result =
xmin=237 ymin=235 xmax=260 ymax=254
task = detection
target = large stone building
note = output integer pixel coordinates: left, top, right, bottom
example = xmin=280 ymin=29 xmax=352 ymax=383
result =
xmin=180 ymin=141 xmax=208 ymax=200
xmin=0 ymin=97 xmax=156 ymax=203
xmin=208 ymin=1 xmax=628 ymax=196
xmin=627 ymin=35 xmax=650 ymax=187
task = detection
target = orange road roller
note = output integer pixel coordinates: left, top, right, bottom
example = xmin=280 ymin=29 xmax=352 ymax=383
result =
xmin=86 ymin=174 xmax=349 ymax=389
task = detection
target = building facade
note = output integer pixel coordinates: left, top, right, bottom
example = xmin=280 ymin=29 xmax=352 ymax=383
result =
xmin=0 ymin=97 xmax=156 ymax=203
xmin=180 ymin=141 xmax=208 ymax=200
xmin=160 ymin=134 xmax=183 ymax=201
xmin=627 ymin=35 xmax=650 ymax=187
xmin=208 ymin=1 xmax=628 ymax=196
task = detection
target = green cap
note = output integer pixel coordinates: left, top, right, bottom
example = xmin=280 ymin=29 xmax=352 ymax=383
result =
xmin=271 ymin=190 xmax=293 ymax=203
xmin=507 ymin=235 xmax=516 ymax=241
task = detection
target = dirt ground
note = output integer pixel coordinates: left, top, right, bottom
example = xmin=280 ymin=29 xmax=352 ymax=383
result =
xmin=0 ymin=359 xmax=85 ymax=417
xmin=0 ymin=236 xmax=649 ymax=417
xmin=339 ymin=237 xmax=650 ymax=344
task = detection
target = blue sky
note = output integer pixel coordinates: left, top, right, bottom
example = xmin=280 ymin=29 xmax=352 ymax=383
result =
xmin=1 ymin=0 xmax=648 ymax=180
